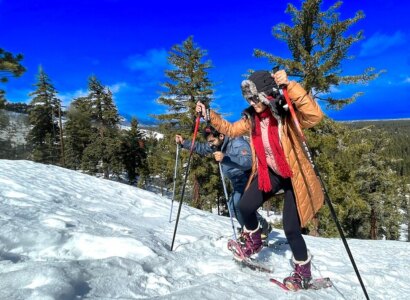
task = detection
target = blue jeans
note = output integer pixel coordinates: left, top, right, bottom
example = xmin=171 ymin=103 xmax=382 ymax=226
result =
xmin=228 ymin=191 xmax=245 ymax=227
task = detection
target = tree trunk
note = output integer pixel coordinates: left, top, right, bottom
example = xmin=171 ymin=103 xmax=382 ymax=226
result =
xmin=58 ymin=103 xmax=65 ymax=167
xmin=407 ymin=195 xmax=410 ymax=242
xmin=217 ymin=195 xmax=220 ymax=215
xmin=192 ymin=176 xmax=201 ymax=209
xmin=370 ymin=208 xmax=377 ymax=240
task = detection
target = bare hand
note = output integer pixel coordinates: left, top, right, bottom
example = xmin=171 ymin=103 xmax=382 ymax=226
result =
xmin=175 ymin=134 xmax=184 ymax=144
xmin=272 ymin=70 xmax=290 ymax=87
xmin=213 ymin=151 xmax=224 ymax=162
xmin=196 ymin=101 xmax=206 ymax=118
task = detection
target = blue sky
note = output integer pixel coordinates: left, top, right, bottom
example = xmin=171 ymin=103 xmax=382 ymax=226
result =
xmin=1 ymin=0 xmax=409 ymax=124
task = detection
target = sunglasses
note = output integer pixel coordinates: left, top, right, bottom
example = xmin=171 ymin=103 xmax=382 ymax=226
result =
xmin=246 ymin=94 xmax=260 ymax=104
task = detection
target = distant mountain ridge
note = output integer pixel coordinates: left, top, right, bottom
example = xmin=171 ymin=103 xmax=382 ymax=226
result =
xmin=341 ymin=118 xmax=410 ymax=123
xmin=0 ymin=110 xmax=30 ymax=146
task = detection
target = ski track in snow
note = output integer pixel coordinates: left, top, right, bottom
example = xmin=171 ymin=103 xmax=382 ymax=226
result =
xmin=0 ymin=159 xmax=409 ymax=299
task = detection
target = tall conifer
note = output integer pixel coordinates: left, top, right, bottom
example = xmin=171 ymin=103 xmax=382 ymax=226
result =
xmin=254 ymin=0 xmax=382 ymax=108
xmin=81 ymin=76 xmax=121 ymax=178
xmin=64 ymin=97 xmax=93 ymax=169
xmin=253 ymin=0 xmax=398 ymax=238
xmin=153 ymin=36 xmax=219 ymax=209
xmin=121 ymin=117 xmax=147 ymax=184
xmin=27 ymin=67 xmax=61 ymax=164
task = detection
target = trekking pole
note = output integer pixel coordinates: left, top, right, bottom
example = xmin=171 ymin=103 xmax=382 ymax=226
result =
xmin=169 ymin=143 xmax=180 ymax=223
xmin=279 ymin=83 xmax=370 ymax=300
xmin=170 ymin=113 xmax=201 ymax=251
xmin=218 ymin=162 xmax=238 ymax=240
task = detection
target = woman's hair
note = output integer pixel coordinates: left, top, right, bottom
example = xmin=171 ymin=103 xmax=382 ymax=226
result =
xmin=242 ymin=106 xmax=257 ymax=134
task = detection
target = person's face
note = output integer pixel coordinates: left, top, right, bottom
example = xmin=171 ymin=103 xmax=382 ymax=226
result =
xmin=246 ymin=93 xmax=268 ymax=113
xmin=207 ymin=134 xmax=224 ymax=148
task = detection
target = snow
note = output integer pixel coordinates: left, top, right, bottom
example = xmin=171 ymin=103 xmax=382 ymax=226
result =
xmin=117 ymin=119 xmax=164 ymax=140
xmin=0 ymin=111 xmax=30 ymax=146
xmin=139 ymin=128 xmax=164 ymax=140
xmin=1 ymin=160 xmax=409 ymax=299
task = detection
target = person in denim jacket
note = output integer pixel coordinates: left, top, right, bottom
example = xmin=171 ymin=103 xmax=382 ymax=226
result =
xmin=175 ymin=126 xmax=271 ymax=237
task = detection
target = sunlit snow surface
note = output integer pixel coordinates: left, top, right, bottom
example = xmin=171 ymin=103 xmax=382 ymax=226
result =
xmin=1 ymin=160 xmax=409 ymax=299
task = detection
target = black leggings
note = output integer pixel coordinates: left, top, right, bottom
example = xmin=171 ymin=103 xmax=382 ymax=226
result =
xmin=238 ymin=170 xmax=308 ymax=261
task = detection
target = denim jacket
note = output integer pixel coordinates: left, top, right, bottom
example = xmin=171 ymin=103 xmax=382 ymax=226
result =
xmin=182 ymin=136 xmax=252 ymax=194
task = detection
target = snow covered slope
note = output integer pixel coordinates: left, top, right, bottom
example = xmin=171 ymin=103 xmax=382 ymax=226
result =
xmin=0 ymin=160 xmax=409 ymax=299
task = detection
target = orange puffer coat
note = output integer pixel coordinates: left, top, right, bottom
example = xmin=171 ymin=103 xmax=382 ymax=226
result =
xmin=209 ymin=81 xmax=324 ymax=227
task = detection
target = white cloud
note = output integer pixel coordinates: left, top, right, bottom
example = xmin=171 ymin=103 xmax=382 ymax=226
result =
xmin=107 ymin=82 xmax=128 ymax=93
xmin=125 ymin=48 xmax=168 ymax=75
xmin=359 ymin=31 xmax=406 ymax=57
xmin=58 ymin=89 xmax=88 ymax=107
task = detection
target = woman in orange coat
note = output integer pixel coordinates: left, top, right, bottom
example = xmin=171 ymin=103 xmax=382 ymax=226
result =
xmin=196 ymin=70 xmax=324 ymax=289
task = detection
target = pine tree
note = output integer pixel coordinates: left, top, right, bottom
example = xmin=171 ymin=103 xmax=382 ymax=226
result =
xmin=80 ymin=76 xmax=121 ymax=178
xmin=0 ymin=48 xmax=26 ymax=107
xmin=254 ymin=0 xmax=382 ymax=109
xmin=120 ymin=118 xmax=147 ymax=184
xmin=87 ymin=77 xmax=120 ymax=127
xmin=0 ymin=90 xmax=5 ymax=109
xmin=64 ymin=97 xmax=94 ymax=169
xmin=251 ymin=0 xmax=399 ymax=238
xmin=305 ymin=120 xmax=402 ymax=239
xmin=155 ymin=36 xmax=213 ymax=127
xmin=0 ymin=109 xmax=11 ymax=158
xmin=0 ymin=49 xmax=25 ymax=82
xmin=303 ymin=117 xmax=362 ymax=237
xmin=145 ymin=134 xmax=167 ymax=193
xmin=400 ymin=181 xmax=410 ymax=242
xmin=27 ymin=67 xmax=61 ymax=164
xmin=352 ymin=131 xmax=402 ymax=240
xmin=152 ymin=36 xmax=217 ymax=209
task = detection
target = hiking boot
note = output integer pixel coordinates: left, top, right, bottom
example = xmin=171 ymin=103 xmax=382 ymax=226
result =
xmin=283 ymin=252 xmax=312 ymax=290
xmin=238 ymin=225 xmax=263 ymax=258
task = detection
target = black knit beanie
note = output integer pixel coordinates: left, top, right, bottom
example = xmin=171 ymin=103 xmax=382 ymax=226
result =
xmin=248 ymin=71 xmax=276 ymax=95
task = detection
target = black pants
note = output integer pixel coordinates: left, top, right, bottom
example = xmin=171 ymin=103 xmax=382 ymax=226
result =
xmin=238 ymin=170 xmax=308 ymax=261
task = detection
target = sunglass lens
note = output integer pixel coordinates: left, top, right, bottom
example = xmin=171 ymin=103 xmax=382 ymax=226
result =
xmin=246 ymin=95 xmax=259 ymax=104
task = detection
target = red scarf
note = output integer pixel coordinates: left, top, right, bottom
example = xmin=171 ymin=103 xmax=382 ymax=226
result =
xmin=252 ymin=109 xmax=293 ymax=192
